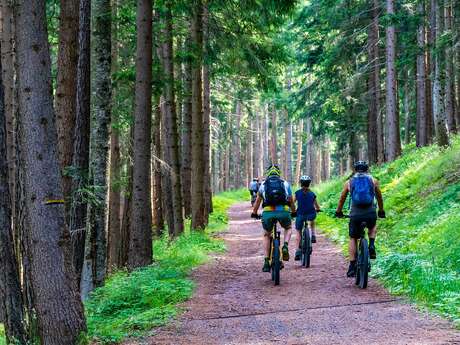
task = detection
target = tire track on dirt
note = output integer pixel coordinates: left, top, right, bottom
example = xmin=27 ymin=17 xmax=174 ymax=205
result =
xmin=126 ymin=202 xmax=460 ymax=345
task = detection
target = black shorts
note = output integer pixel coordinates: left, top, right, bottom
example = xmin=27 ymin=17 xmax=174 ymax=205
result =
xmin=349 ymin=214 xmax=377 ymax=239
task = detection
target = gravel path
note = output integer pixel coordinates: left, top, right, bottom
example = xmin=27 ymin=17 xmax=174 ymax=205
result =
xmin=127 ymin=202 xmax=460 ymax=345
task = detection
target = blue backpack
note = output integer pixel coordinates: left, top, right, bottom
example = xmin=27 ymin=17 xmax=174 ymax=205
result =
xmin=350 ymin=174 xmax=375 ymax=207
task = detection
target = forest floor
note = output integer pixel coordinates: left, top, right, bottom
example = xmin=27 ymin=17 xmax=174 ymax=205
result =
xmin=126 ymin=202 xmax=460 ymax=345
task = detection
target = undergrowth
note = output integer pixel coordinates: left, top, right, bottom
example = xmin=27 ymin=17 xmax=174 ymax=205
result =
xmin=0 ymin=325 xmax=4 ymax=345
xmin=85 ymin=189 xmax=246 ymax=343
xmin=316 ymin=136 xmax=460 ymax=326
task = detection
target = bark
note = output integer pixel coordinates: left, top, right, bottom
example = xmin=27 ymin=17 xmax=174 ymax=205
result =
xmin=321 ymin=139 xmax=331 ymax=181
xmin=128 ymin=0 xmax=153 ymax=269
xmin=181 ymin=31 xmax=192 ymax=218
xmin=432 ymin=0 xmax=449 ymax=146
xmin=444 ymin=3 xmax=456 ymax=133
xmin=455 ymin=0 xmax=460 ymax=128
xmin=263 ymin=107 xmax=270 ymax=170
xmin=69 ymin=0 xmax=91 ymax=283
xmin=0 ymin=0 xmax=16 ymax=219
xmin=385 ymin=0 xmax=402 ymax=161
xmin=191 ymin=0 xmax=206 ymax=230
xmin=427 ymin=0 xmax=435 ymax=142
xmin=162 ymin=4 xmax=184 ymax=236
xmin=119 ymin=128 xmax=133 ymax=267
xmin=404 ymin=70 xmax=411 ymax=145
xmin=253 ymin=111 xmax=261 ymax=178
xmin=246 ymin=121 xmax=253 ymax=187
xmin=15 ymin=0 xmax=86 ymax=342
xmin=203 ymin=3 xmax=212 ymax=217
xmin=81 ymin=0 xmax=112 ymax=298
xmin=284 ymin=111 xmax=293 ymax=184
xmin=224 ymin=142 xmax=230 ymax=190
xmin=416 ymin=1 xmax=428 ymax=147
xmin=304 ymin=117 xmax=312 ymax=177
xmin=295 ymin=119 xmax=303 ymax=183
xmin=108 ymin=0 xmax=121 ymax=271
xmin=270 ymin=105 xmax=278 ymax=165
xmin=367 ymin=0 xmax=384 ymax=164
xmin=55 ymin=0 xmax=79 ymax=210
xmin=152 ymin=98 xmax=164 ymax=236
xmin=0 ymin=49 xmax=27 ymax=345
xmin=233 ymin=102 xmax=242 ymax=187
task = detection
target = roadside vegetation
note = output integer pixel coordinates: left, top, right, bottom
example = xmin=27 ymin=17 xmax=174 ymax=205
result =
xmin=316 ymin=137 xmax=460 ymax=326
xmin=84 ymin=189 xmax=246 ymax=343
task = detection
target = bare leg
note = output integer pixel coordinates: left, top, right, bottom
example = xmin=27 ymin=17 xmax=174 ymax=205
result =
xmin=368 ymin=224 xmax=377 ymax=239
xmin=264 ymin=232 xmax=271 ymax=258
xmin=283 ymin=227 xmax=292 ymax=244
xmin=349 ymin=238 xmax=357 ymax=261
xmin=309 ymin=220 xmax=316 ymax=236
xmin=296 ymin=230 xmax=301 ymax=248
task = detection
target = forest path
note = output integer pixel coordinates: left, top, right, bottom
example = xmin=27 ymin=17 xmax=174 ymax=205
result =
xmin=128 ymin=202 xmax=460 ymax=345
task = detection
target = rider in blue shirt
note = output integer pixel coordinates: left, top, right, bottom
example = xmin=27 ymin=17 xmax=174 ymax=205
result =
xmin=293 ymin=175 xmax=321 ymax=261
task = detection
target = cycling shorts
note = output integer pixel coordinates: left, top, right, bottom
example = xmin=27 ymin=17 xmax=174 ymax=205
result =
xmin=295 ymin=213 xmax=316 ymax=231
xmin=349 ymin=214 xmax=377 ymax=239
xmin=261 ymin=210 xmax=291 ymax=232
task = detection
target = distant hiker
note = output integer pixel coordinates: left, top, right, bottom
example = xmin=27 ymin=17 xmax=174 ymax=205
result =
xmin=335 ymin=161 xmax=386 ymax=278
xmin=251 ymin=164 xmax=296 ymax=272
xmin=292 ymin=175 xmax=321 ymax=261
xmin=249 ymin=178 xmax=260 ymax=206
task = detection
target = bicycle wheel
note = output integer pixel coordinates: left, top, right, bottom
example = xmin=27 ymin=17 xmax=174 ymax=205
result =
xmin=272 ymin=238 xmax=281 ymax=285
xmin=358 ymin=239 xmax=369 ymax=289
xmin=302 ymin=228 xmax=311 ymax=268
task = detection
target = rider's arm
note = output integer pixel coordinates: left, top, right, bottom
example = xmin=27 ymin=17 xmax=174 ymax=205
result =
xmin=314 ymin=198 xmax=320 ymax=211
xmin=252 ymin=194 xmax=262 ymax=214
xmin=336 ymin=182 xmax=349 ymax=213
xmin=288 ymin=196 xmax=296 ymax=213
xmin=374 ymin=179 xmax=384 ymax=211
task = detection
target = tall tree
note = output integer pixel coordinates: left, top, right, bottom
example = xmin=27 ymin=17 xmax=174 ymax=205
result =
xmin=0 ymin=51 xmax=27 ymax=345
xmin=385 ymin=0 xmax=401 ymax=161
xmin=69 ymin=0 xmax=91 ymax=282
xmin=128 ymin=0 xmax=153 ymax=268
xmin=191 ymin=0 xmax=206 ymax=230
xmin=284 ymin=112 xmax=292 ymax=183
xmin=431 ymin=0 xmax=449 ymax=146
xmin=416 ymin=0 xmax=428 ymax=147
xmin=253 ymin=111 xmax=261 ymax=178
xmin=270 ymin=104 xmax=278 ymax=164
xmin=55 ymin=0 xmax=80 ymax=210
xmin=444 ymin=2 xmax=456 ymax=133
xmin=15 ymin=0 xmax=86 ymax=342
xmin=263 ymin=109 xmax=269 ymax=170
xmin=81 ymin=0 xmax=112 ymax=298
xmin=294 ymin=119 xmax=303 ymax=182
xmin=203 ymin=3 xmax=212 ymax=217
xmin=152 ymin=99 xmax=164 ymax=236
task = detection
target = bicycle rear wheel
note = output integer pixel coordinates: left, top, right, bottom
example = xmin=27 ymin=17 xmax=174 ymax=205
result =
xmin=358 ymin=239 xmax=369 ymax=289
xmin=302 ymin=227 xmax=311 ymax=268
xmin=272 ymin=238 xmax=281 ymax=285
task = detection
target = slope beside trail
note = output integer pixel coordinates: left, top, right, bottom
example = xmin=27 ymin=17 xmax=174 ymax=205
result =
xmin=127 ymin=202 xmax=460 ymax=345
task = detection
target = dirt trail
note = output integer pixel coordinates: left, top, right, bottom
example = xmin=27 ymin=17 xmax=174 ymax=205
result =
xmin=129 ymin=203 xmax=460 ymax=345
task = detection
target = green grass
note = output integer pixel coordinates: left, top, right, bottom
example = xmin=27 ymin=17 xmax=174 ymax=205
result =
xmin=0 ymin=325 xmax=5 ymax=345
xmin=85 ymin=189 xmax=247 ymax=343
xmin=315 ymin=136 xmax=460 ymax=326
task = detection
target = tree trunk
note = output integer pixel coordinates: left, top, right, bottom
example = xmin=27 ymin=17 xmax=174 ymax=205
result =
xmin=270 ymin=104 xmax=277 ymax=165
xmin=295 ymin=120 xmax=303 ymax=183
xmin=427 ymin=0 xmax=435 ymax=143
xmin=416 ymin=1 xmax=428 ymax=147
xmin=191 ymin=0 xmax=206 ymax=230
xmin=0 ymin=0 xmax=16 ymax=221
xmin=81 ymin=0 xmax=112 ymax=298
xmin=69 ymin=0 xmax=91 ymax=284
xmin=233 ymin=102 xmax=242 ymax=187
xmin=15 ymin=0 xmax=86 ymax=342
xmin=181 ymin=30 xmax=192 ymax=218
xmin=246 ymin=117 xmax=253 ymax=187
xmin=305 ymin=117 xmax=312 ymax=176
xmin=404 ymin=70 xmax=411 ymax=145
xmin=263 ymin=107 xmax=270 ymax=170
xmin=55 ymin=0 xmax=79 ymax=211
xmin=455 ymin=1 xmax=460 ymax=128
xmin=107 ymin=0 xmax=121 ymax=271
xmin=128 ymin=0 xmax=153 ymax=269
xmin=252 ymin=111 xmax=261 ymax=178
xmin=203 ymin=3 xmax=212 ymax=217
xmin=444 ymin=2 xmax=456 ymax=133
xmin=0 ymin=50 xmax=27 ymax=345
xmin=152 ymin=98 xmax=164 ymax=236
xmin=385 ymin=0 xmax=402 ymax=161
xmin=162 ymin=4 xmax=184 ymax=236
xmin=284 ymin=111 xmax=292 ymax=184
xmin=432 ymin=0 xmax=450 ymax=146
xmin=321 ymin=139 xmax=331 ymax=181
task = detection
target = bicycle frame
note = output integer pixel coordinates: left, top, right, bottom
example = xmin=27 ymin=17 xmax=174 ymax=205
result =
xmin=268 ymin=222 xmax=281 ymax=266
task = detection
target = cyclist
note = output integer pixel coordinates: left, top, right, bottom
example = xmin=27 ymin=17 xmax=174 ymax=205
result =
xmin=248 ymin=177 xmax=260 ymax=206
xmin=251 ymin=164 xmax=296 ymax=272
xmin=335 ymin=161 xmax=385 ymax=277
xmin=293 ymin=175 xmax=321 ymax=261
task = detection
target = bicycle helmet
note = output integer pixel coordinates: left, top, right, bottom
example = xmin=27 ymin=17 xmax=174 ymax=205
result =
xmin=353 ymin=160 xmax=369 ymax=173
xmin=266 ymin=164 xmax=281 ymax=177
xmin=299 ymin=175 xmax=312 ymax=187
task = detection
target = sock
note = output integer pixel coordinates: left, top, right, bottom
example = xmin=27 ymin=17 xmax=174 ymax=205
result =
xmin=369 ymin=238 xmax=375 ymax=247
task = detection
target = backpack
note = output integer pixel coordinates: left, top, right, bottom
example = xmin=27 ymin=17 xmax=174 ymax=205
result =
xmin=350 ymin=173 xmax=375 ymax=208
xmin=249 ymin=181 xmax=259 ymax=192
xmin=264 ymin=176 xmax=287 ymax=206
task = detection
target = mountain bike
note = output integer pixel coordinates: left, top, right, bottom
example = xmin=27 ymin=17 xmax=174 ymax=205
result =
xmin=268 ymin=222 xmax=282 ymax=286
xmin=300 ymin=219 xmax=312 ymax=268
xmin=343 ymin=215 xmax=370 ymax=289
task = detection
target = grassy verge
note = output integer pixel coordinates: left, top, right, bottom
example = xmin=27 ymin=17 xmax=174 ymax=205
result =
xmin=315 ymin=136 xmax=460 ymax=326
xmin=85 ymin=189 xmax=247 ymax=343
xmin=0 ymin=325 xmax=4 ymax=345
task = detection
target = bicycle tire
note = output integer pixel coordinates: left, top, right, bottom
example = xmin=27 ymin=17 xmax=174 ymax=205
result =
xmin=302 ymin=228 xmax=311 ymax=268
xmin=273 ymin=238 xmax=281 ymax=285
xmin=358 ymin=239 xmax=369 ymax=289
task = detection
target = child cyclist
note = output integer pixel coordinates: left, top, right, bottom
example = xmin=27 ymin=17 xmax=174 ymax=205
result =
xmin=293 ymin=175 xmax=321 ymax=261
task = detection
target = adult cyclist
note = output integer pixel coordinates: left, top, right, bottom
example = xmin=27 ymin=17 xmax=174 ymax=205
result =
xmin=251 ymin=164 xmax=296 ymax=272
xmin=249 ymin=178 xmax=260 ymax=206
xmin=335 ymin=161 xmax=386 ymax=278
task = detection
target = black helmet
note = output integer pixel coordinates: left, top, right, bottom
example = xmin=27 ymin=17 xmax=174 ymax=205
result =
xmin=353 ymin=161 xmax=369 ymax=173
xmin=299 ymin=175 xmax=312 ymax=186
